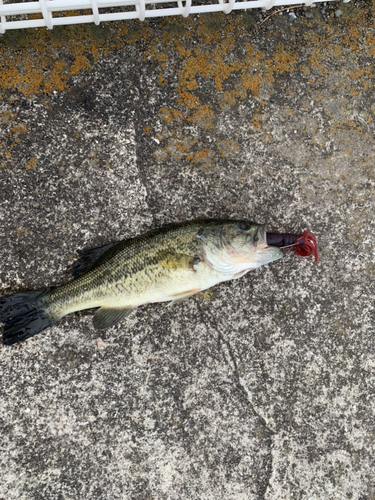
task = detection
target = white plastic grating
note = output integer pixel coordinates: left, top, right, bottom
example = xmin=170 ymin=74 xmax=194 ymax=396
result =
xmin=0 ymin=0 xmax=350 ymax=34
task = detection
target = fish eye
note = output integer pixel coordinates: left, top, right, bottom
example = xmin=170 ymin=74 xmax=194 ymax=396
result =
xmin=239 ymin=221 xmax=250 ymax=231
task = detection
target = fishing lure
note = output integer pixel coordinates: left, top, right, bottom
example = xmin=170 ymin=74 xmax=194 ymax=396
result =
xmin=266 ymin=231 xmax=319 ymax=261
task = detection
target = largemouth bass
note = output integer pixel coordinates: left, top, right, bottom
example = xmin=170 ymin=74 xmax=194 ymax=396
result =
xmin=0 ymin=219 xmax=317 ymax=346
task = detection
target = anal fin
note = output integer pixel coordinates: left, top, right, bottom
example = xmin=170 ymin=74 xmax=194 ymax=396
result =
xmin=93 ymin=307 xmax=134 ymax=330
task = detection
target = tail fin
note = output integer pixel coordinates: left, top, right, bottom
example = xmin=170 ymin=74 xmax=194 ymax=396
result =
xmin=0 ymin=288 xmax=54 ymax=345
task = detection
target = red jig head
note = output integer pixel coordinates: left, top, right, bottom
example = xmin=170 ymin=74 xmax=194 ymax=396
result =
xmin=266 ymin=231 xmax=319 ymax=262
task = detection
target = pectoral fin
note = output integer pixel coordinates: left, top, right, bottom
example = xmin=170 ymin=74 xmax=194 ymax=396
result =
xmin=93 ymin=307 xmax=134 ymax=330
xmin=159 ymin=253 xmax=200 ymax=271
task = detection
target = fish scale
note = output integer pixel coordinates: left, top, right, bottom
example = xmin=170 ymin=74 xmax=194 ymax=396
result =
xmin=44 ymin=223 xmax=203 ymax=319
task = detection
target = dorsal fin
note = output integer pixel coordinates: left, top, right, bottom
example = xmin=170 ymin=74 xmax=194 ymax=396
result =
xmin=71 ymin=242 xmax=120 ymax=278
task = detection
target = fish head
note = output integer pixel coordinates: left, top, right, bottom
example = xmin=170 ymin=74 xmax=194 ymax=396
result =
xmin=196 ymin=220 xmax=284 ymax=277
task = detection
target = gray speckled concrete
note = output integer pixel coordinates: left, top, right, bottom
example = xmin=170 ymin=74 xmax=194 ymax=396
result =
xmin=0 ymin=3 xmax=374 ymax=499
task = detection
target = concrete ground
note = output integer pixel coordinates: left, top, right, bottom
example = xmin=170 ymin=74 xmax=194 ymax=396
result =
xmin=0 ymin=1 xmax=374 ymax=499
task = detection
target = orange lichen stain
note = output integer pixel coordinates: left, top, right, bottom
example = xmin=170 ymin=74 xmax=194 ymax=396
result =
xmin=143 ymin=125 xmax=152 ymax=134
xmin=0 ymin=66 xmax=19 ymax=92
xmin=178 ymin=52 xmax=209 ymax=82
xmin=1 ymin=49 xmax=47 ymax=95
xmin=12 ymin=123 xmax=27 ymax=134
xmin=368 ymin=35 xmax=375 ymax=57
xmin=187 ymin=105 xmax=214 ymax=129
xmin=8 ymin=123 xmax=28 ymax=145
xmin=187 ymin=148 xmax=213 ymax=169
xmin=213 ymin=63 xmax=234 ymax=92
xmin=308 ymin=91 xmax=324 ymax=103
xmin=158 ymin=138 xmax=197 ymax=161
xmin=240 ymin=74 xmax=261 ymax=97
xmin=185 ymin=78 xmax=198 ymax=91
xmin=174 ymin=41 xmax=192 ymax=58
xmin=26 ymin=157 xmax=37 ymax=171
xmin=220 ymin=91 xmax=237 ymax=109
xmin=217 ymin=140 xmax=241 ymax=159
xmin=155 ymin=52 xmax=168 ymax=71
xmin=0 ymin=110 xmax=17 ymax=124
xmin=349 ymin=68 xmax=364 ymax=80
xmin=1 ymin=5 xmax=373 ymax=147
xmin=176 ymin=37 xmax=266 ymax=112
xmin=270 ymin=45 xmax=298 ymax=75
xmin=284 ymin=107 xmax=296 ymax=119
xmin=309 ymin=49 xmax=329 ymax=75
xmin=0 ymin=21 xmax=140 ymax=96
xmin=16 ymin=227 xmax=25 ymax=237
xmin=177 ymin=38 xmax=242 ymax=105
xmin=329 ymin=44 xmax=343 ymax=59
xmin=158 ymin=107 xmax=183 ymax=123
xmin=348 ymin=67 xmax=373 ymax=90
xmin=70 ymin=55 xmax=91 ymax=75
xmin=91 ymin=154 xmax=100 ymax=166
xmin=177 ymin=89 xmax=200 ymax=110
xmin=251 ymin=113 xmax=267 ymax=131
xmin=44 ymin=61 xmax=69 ymax=93
xmin=261 ymin=133 xmax=273 ymax=144
xmin=157 ymin=74 xmax=167 ymax=87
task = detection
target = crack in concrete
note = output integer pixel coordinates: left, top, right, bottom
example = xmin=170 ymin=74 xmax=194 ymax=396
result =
xmin=196 ymin=302 xmax=275 ymax=498
xmin=135 ymin=153 xmax=156 ymax=227
xmin=132 ymin=71 xmax=158 ymax=228
xmin=217 ymin=329 xmax=275 ymax=499
xmin=133 ymin=123 xmax=157 ymax=228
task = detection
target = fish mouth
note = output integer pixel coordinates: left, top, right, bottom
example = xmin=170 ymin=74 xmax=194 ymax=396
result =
xmin=248 ymin=224 xmax=267 ymax=249
xmin=257 ymin=224 xmax=267 ymax=247
xmin=244 ymin=223 xmax=284 ymax=267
